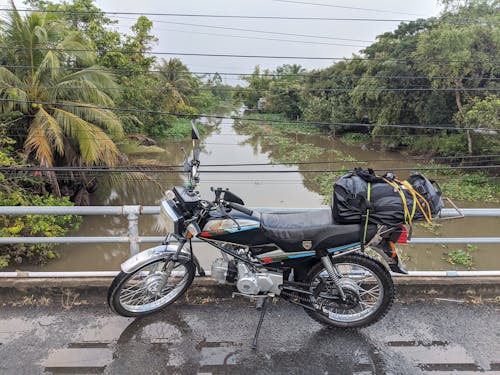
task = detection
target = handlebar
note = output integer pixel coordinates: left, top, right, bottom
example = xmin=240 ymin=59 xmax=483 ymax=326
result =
xmin=226 ymin=201 xmax=254 ymax=217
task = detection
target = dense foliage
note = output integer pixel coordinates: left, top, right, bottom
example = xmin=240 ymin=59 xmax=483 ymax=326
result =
xmin=234 ymin=0 xmax=499 ymax=156
xmin=0 ymin=0 xmax=230 ymax=267
xmin=0 ymin=126 xmax=80 ymax=268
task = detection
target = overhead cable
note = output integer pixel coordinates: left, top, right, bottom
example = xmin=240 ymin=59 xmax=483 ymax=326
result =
xmin=3 ymin=47 xmax=499 ymax=64
xmin=3 ymin=65 xmax=499 ymax=81
xmin=1 ymin=97 xmax=497 ymax=132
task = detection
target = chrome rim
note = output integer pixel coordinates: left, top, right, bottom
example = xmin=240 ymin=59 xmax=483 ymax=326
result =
xmin=118 ymin=261 xmax=191 ymax=313
xmin=312 ymin=262 xmax=384 ymax=323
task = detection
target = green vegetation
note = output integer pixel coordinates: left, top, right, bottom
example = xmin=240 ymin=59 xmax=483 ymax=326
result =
xmin=163 ymin=119 xmax=207 ymax=140
xmin=0 ymin=0 xmax=230 ymax=267
xmin=444 ymin=244 xmax=478 ymax=269
xmin=0 ymin=0 xmax=231 ymax=199
xmin=234 ymin=0 xmax=499 ymax=157
xmin=0 ymin=133 xmax=80 ymax=268
xmin=340 ymin=133 xmax=372 ymax=146
xmin=415 ymin=162 xmax=500 ymax=203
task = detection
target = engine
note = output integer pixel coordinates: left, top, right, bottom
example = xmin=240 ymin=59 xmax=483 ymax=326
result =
xmin=210 ymin=258 xmax=283 ymax=295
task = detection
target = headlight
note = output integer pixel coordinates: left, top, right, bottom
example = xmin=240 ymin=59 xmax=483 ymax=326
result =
xmin=159 ymin=199 xmax=183 ymax=235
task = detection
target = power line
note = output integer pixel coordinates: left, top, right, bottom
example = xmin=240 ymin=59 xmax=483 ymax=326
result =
xmin=0 ymin=8 xmax=417 ymax=21
xmin=126 ymin=26 xmax=368 ymax=48
xmin=16 ymin=84 xmax=500 ymax=93
xmin=3 ymin=65 xmax=499 ymax=81
xmin=3 ymin=46 xmax=499 ymax=64
xmin=2 ymin=154 xmax=496 ymax=169
xmin=114 ymin=17 xmax=374 ymax=43
xmin=2 ymin=97 xmax=498 ymax=132
xmin=1 ymin=165 xmax=498 ymax=174
xmin=3 ymin=8 xmax=496 ymax=26
xmin=270 ymin=0 xmax=425 ymax=16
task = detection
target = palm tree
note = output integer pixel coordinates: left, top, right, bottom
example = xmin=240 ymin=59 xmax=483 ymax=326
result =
xmin=156 ymin=58 xmax=195 ymax=111
xmin=0 ymin=2 xmax=123 ymax=199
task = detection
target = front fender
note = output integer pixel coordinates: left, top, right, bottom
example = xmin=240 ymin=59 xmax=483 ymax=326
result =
xmin=121 ymin=244 xmax=191 ymax=274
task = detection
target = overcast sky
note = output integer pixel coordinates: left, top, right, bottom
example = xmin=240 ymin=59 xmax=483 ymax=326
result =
xmin=6 ymin=0 xmax=444 ymax=84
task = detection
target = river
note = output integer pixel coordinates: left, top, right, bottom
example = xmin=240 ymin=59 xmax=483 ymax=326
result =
xmin=25 ymin=114 xmax=500 ymax=272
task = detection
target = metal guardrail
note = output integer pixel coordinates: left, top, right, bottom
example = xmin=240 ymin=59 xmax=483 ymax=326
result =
xmin=0 ymin=206 xmax=499 ymax=277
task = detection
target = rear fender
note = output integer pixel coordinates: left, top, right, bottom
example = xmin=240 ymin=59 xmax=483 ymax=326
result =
xmin=121 ymin=244 xmax=191 ymax=274
xmin=369 ymin=240 xmax=408 ymax=274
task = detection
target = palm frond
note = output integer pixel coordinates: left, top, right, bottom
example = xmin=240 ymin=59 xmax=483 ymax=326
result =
xmin=52 ymin=79 xmax=115 ymax=107
xmin=0 ymin=86 xmax=29 ymax=113
xmin=53 ymin=107 xmax=120 ymax=166
xmin=24 ymin=117 xmax=54 ymax=167
xmin=0 ymin=67 xmax=24 ymax=86
xmin=35 ymin=106 xmax=64 ymax=155
xmin=59 ymin=67 xmax=118 ymax=94
xmin=58 ymin=101 xmax=124 ymax=139
xmin=58 ymin=33 xmax=96 ymax=65
xmin=118 ymin=143 xmax=165 ymax=155
xmin=34 ymin=50 xmax=60 ymax=83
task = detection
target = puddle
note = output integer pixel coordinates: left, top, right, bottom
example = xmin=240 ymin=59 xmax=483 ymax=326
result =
xmin=42 ymin=348 xmax=113 ymax=373
xmin=385 ymin=339 xmax=493 ymax=373
xmin=76 ymin=316 xmax=133 ymax=344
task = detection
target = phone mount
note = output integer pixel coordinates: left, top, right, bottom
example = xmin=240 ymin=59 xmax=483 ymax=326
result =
xmin=184 ymin=121 xmax=201 ymax=189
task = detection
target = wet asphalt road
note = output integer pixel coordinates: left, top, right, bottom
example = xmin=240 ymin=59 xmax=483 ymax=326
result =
xmin=0 ymin=300 xmax=499 ymax=375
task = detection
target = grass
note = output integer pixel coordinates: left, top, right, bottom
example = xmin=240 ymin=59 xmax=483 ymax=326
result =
xmin=444 ymin=244 xmax=478 ymax=269
xmin=340 ymin=133 xmax=372 ymax=146
xmin=163 ymin=119 xmax=207 ymax=140
xmin=414 ymin=162 xmax=500 ymax=203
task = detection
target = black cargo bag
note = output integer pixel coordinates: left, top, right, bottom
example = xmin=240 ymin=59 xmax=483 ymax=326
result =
xmin=332 ymin=168 xmax=443 ymax=227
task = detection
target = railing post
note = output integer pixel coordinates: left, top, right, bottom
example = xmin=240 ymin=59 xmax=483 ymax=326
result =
xmin=123 ymin=205 xmax=142 ymax=255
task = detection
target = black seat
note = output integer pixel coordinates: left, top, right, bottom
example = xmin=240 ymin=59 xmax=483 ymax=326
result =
xmin=260 ymin=209 xmax=376 ymax=253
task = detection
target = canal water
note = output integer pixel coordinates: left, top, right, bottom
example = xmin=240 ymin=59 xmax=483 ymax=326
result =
xmin=24 ymin=114 xmax=500 ymax=272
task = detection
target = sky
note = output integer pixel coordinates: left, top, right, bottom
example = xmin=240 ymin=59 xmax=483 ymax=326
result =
xmin=5 ymin=0 xmax=444 ymax=84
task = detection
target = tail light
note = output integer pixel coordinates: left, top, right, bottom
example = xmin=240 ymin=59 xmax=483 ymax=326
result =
xmin=396 ymin=225 xmax=408 ymax=244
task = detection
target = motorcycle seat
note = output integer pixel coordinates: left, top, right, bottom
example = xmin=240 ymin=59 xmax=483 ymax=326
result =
xmin=260 ymin=209 xmax=377 ymax=253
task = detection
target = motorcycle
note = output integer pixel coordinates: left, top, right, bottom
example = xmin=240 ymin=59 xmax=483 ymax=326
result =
xmin=107 ymin=122 xmax=408 ymax=348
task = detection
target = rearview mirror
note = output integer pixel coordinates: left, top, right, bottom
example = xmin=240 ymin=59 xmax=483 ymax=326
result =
xmin=191 ymin=121 xmax=200 ymax=140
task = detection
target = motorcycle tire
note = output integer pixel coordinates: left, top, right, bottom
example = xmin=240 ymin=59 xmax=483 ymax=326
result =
xmin=108 ymin=258 xmax=195 ymax=317
xmin=304 ymin=253 xmax=394 ymax=329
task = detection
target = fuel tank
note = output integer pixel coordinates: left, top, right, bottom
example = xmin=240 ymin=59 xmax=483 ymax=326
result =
xmin=199 ymin=212 xmax=269 ymax=246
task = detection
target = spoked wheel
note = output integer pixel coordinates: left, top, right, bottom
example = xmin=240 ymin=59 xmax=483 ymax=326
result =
xmin=304 ymin=253 xmax=394 ymax=329
xmin=108 ymin=258 xmax=195 ymax=317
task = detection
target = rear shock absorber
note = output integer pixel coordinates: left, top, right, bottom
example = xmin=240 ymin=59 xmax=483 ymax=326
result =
xmin=320 ymin=255 xmax=346 ymax=301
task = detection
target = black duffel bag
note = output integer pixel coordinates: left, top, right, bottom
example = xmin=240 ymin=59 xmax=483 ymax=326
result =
xmin=332 ymin=168 xmax=443 ymax=227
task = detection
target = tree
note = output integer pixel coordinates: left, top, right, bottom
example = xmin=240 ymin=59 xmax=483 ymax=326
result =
xmin=157 ymin=58 xmax=195 ymax=111
xmin=413 ymin=0 xmax=499 ymax=154
xmin=0 ymin=2 xmax=123 ymax=201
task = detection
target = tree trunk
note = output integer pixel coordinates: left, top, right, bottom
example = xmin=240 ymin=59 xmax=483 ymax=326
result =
xmin=466 ymin=129 xmax=473 ymax=155
xmin=455 ymin=86 xmax=473 ymax=155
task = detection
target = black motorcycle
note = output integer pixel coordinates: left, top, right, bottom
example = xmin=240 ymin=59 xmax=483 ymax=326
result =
xmin=108 ymin=123 xmax=408 ymax=347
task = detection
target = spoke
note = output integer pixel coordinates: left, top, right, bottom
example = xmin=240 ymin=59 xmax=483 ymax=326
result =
xmin=121 ymin=287 xmax=147 ymax=302
xmin=359 ymin=289 xmax=380 ymax=298
xmin=359 ymin=285 xmax=380 ymax=293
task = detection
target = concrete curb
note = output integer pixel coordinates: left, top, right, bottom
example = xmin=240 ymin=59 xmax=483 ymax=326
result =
xmin=1 ymin=276 xmax=499 ymax=306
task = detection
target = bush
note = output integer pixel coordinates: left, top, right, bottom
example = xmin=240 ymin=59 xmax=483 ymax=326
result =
xmin=0 ymin=192 xmax=81 ymax=269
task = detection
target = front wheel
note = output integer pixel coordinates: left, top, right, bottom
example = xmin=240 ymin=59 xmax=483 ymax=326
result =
xmin=108 ymin=258 xmax=195 ymax=317
xmin=304 ymin=253 xmax=394 ymax=329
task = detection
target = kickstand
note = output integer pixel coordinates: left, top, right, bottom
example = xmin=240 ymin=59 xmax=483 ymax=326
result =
xmin=252 ymin=297 xmax=269 ymax=350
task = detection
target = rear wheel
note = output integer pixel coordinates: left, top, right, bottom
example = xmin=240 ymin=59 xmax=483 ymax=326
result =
xmin=108 ymin=258 xmax=195 ymax=317
xmin=304 ymin=253 xmax=394 ymax=329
